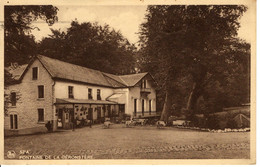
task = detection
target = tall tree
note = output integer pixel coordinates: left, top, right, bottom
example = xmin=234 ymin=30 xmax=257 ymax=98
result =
xmin=38 ymin=21 xmax=137 ymax=75
xmin=4 ymin=5 xmax=58 ymax=66
xmin=138 ymin=5 xmax=250 ymax=122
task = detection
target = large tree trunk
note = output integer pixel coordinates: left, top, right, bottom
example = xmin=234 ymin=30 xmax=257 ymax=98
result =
xmin=186 ymin=83 xmax=196 ymax=110
xmin=160 ymin=91 xmax=171 ymax=123
xmin=186 ymin=81 xmax=204 ymax=114
xmin=186 ymin=72 xmax=207 ymax=114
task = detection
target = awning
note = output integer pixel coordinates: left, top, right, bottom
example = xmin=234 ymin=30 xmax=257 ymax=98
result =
xmin=108 ymin=93 xmax=123 ymax=99
xmin=55 ymin=98 xmax=117 ymax=105
xmin=106 ymin=93 xmax=126 ymax=104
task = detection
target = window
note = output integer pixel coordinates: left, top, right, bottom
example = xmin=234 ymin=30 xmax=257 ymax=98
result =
xmin=38 ymin=85 xmax=44 ymax=98
xmin=141 ymin=80 xmax=146 ymax=88
xmin=68 ymin=86 xmax=74 ymax=98
xmin=88 ymin=88 xmax=93 ymax=99
xmin=32 ymin=67 xmax=38 ymax=80
xmin=10 ymin=114 xmax=18 ymax=129
xmin=97 ymin=89 xmax=101 ymax=100
xmin=38 ymin=109 xmax=44 ymax=122
xmin=10 ymin=92 xmax=16 ymax=106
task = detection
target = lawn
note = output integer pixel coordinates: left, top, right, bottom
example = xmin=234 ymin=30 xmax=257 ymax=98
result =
xmin=4 ymin=124 xmax=250 ymax=159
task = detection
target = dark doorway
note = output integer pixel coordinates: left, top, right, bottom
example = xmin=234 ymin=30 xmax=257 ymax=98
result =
xmin=134 ymin=99 xmax=137 ymax=116
xmin=88 ymin=108 xmax=93 ymax=120
xmin=119 ymin=104 xmax=125 ymax=115
xmin=58 ymin=109 xmax=63 ymax=129
xmin=97 ymin=107 xmax=101 ymax=121
xmin=107 ymin=105 xmax=111 ymax=117
xmin=149 ymin=100 xmax=152 ymax=115
xmin=103 ymin=105 xmax=106 ymax=117
xmin=142 ymin=99 xmax=144 ymax=116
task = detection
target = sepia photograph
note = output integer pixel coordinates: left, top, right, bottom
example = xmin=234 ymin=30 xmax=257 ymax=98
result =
xmin=0 ymin=0 xmax=256 ymax=165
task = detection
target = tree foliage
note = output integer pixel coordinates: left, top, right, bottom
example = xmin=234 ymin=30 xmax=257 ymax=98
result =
xmin=38 ymin=21 xmax=137 ymax=75
xmin=138 ymin=5 xmax=250 ymax=121
xmin=4 ymin=5 xmax=58 ymax=66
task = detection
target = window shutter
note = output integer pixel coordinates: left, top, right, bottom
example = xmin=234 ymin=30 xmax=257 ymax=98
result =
xmin=10 ymin=115 xmax=13 ymax=129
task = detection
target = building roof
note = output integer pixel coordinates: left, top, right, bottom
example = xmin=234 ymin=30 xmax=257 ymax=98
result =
xmin=6 ymin=55 xmax=153 ymax=88
xmin=37 ymin=55 xmax=112 ymax=87
xmin=223 ymin=105 xmax=250 ymax=111
xmin=106 ymin=93 xmax=127 ymax=104
xmin=102 ymin=73 xmax=127 ymax=87
xmin=103 ymin=72 xmax=148 ymax=87
xmin=55 ymin=98 xmax=117 ymax=105
xmin=118 ymin=72 xmax=148 ymax=87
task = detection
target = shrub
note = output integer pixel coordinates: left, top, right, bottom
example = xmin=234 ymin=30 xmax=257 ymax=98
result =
xmin=226 ymin=118 xmax=237 ymax=129
xmin=188 ymin=115 xmax=206 ymax=128
xmin=122 ymin=114 xmax=131 ymax=120
xmin=206 ymin=115 xmax=221 ymax=130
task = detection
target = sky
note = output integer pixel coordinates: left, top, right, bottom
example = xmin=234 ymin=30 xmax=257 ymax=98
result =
xmin=31 ymin=6 xmax=147 ymax=45
xmin=31 ymin=5 xmax=253 ymax=45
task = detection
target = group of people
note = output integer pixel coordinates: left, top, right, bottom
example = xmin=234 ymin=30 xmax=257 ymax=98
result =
xmin=72 ymin=118 xmax=93 ymax=130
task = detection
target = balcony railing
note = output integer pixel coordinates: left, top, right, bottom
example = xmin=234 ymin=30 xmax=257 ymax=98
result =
xmin=140 ymin=88 xmax=151 ymax=93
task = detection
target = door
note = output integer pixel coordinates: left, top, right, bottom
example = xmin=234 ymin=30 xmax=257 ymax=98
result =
xmin=58 ymin=109 xmax=63 ymax=129
xmin=97 ymin=107 xmax=101 ymax=121
xmin=69 ymin=109 xmax=74 ymax=128
xmin=119 ymin=104 xmax=125 ymax=116
xmin=63 ymin=111 xmax=70 ymax=129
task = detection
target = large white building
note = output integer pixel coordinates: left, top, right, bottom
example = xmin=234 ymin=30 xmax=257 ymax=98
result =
xmin=5 ymin=55 xmax=158 ymax=135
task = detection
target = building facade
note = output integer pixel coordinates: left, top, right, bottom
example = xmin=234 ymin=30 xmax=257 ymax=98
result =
xmin=4 ymin=55 xmax=158 ymax=135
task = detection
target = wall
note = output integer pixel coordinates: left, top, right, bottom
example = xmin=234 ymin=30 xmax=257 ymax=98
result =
xmin=113 ymin=88 xmax=129 ymax=115
xmin=4 ymin=59 xmax=54 ymax=133
xmin=54 ymin=81 xmax=114 ymax=101
xmin=128 ymin=75 xmax=157 ymax=118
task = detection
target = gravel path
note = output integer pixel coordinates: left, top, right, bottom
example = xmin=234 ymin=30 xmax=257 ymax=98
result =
xmin=44 ymin=142 xmax=249 ymax=156
xmin=5 ymin=125 xmax=250 ymax=159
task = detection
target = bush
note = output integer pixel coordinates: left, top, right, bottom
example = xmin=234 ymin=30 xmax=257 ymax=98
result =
xmin=225 ymin=112 xmax=237 ymax=129
xmin=146 ymin=118 xmax=159 ymax=125
xmin=226 ymin=118 xmax=237 ymax=129
xmin=122 ymin=114 xmax=131 ymax=121
xmin=206 ymin=115 xmax=221 ymax=130
xmin=188 ymin=115 xmax=207 ymax=128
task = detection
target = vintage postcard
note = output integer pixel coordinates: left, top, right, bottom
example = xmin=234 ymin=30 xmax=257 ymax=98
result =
xmin=0 ymin=0 xmax=256 ymax=165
